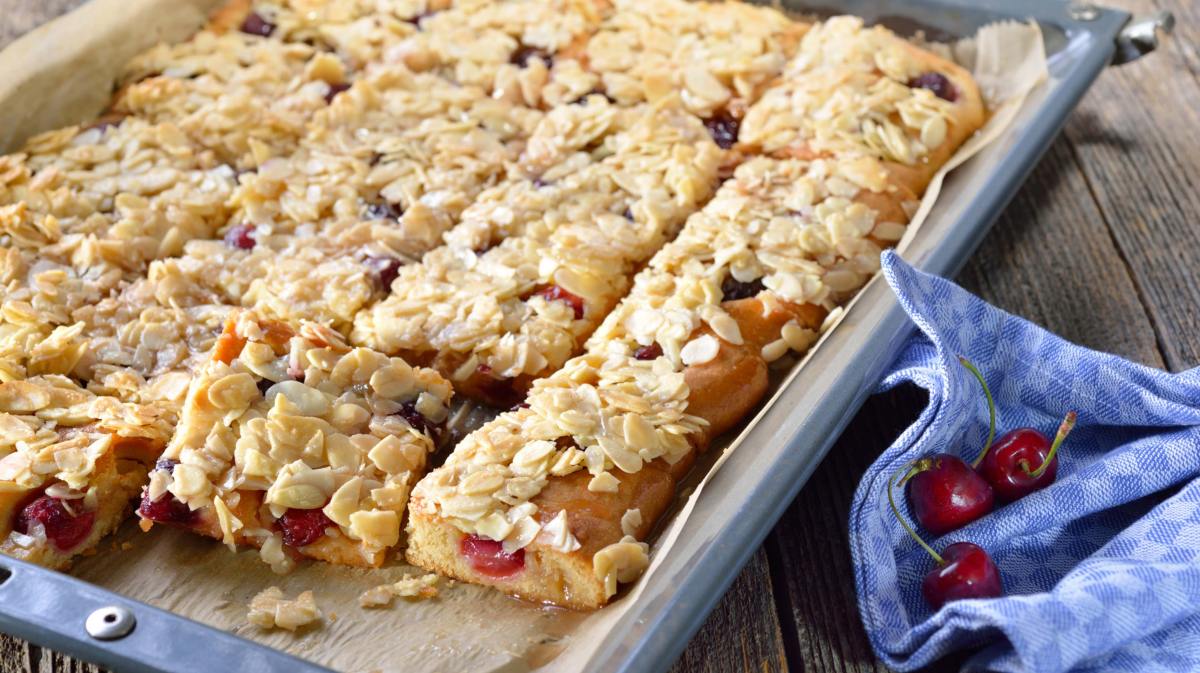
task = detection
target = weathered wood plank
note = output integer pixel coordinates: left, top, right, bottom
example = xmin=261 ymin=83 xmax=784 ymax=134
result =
xmin=669 ymin=548 xmax=791 ymax=673
xmin=955 ymin=138 xmax=1165 ymax=368
xmin=1062 ymin=0 xmax=1200 ymax=371
xmin=766 ymin=387 xmax=923 ymax=673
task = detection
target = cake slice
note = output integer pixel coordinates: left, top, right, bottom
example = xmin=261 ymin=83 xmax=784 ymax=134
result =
xmin=136 ymin=310 xmax=452 ymax=571
xmin=0 ymin=376 xmax=173 ymax=569
xmin=738 ymin=16 xmax=986 ymax=195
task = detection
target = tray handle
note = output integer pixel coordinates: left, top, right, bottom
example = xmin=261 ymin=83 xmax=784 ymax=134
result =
xmin=0 ymin=556 xmax=332 ymax=673
xmin=1111 ymin=10 xmax=1175 ymax=65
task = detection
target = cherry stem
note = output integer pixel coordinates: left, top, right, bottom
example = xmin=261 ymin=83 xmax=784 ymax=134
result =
xmin=958 ymin=356 xmax=996 ymax=469
xmin=887 ymin=463 xmax=944 ymax=566
xmin=1025 ymin=411 xmax=1077 ymax=478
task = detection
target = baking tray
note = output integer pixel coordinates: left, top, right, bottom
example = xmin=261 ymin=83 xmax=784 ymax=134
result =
xmin=0 ymin=1 xmax=1165 ymax=671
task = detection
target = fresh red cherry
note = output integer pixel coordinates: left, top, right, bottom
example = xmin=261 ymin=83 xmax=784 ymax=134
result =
xmin=978 ymin=412 xmax=1077 ymax=502
xmin=903 ymin=455 xmax=994 ymax=535
xmin=921 ymin=542 xmax=1003 ymax=609
xmin=901 ymin=357 xmax=1001 ymax=535
xmin=888 ymin=472 xmax=1004 ymax=611
xmin=460 ymin=534 xmax=525 ymax=579
xmin=15 ymin=496 xmax=96 ymax=552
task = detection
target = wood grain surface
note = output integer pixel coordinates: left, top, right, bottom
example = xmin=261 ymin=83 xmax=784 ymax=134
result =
xmin=0 ymin=0 xmax=1195 ymax=671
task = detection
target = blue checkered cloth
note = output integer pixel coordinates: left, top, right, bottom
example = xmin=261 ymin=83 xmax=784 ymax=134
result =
xmin=850 ymin=252 xmax=1200 ymax=673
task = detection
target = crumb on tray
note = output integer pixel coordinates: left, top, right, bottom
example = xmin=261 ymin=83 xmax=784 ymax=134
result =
xmin=359 ymin=573 xmax=440 ymax=608
xmin=247 ymin=586 xmax=323 ymax=631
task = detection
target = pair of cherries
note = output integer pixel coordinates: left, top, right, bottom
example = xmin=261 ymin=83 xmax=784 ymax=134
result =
xmin=888 ymin=357 xmax=1077 ymax=610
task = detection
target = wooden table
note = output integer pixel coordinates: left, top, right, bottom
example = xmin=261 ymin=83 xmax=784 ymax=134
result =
xmin=2 ymin=0 xmax=1198 ymax=671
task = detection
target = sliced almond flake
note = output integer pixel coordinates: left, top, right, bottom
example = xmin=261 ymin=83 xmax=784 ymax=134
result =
xmin=620 ymin=508 xmax=643 ymax=538
xmin=540 ymin=510 xmax=582 ymax=553
xmin=679 ymin=334 xmax=720 ymax=366
xmin=587 ymin=471 xmax=620 ymax=493
xmin=761 ymin=338 xmax=789 ymax=363
xmin=821 ymin=306 xmax=846 ymax=333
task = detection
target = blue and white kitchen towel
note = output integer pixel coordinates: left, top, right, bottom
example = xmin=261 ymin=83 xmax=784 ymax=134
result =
xmin=851 ymin=251 xmax=1200 ymax=673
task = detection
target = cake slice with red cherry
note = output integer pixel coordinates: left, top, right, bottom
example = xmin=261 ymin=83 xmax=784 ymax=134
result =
xmin=136 ymin=310 xmax=452 ymax=570
xmin=0 ymin=376 xmax=173 ymax=569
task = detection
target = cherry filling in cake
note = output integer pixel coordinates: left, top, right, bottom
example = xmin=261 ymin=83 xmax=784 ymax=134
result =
xmin=239 ymin=11 xmax=276 ymax=37
xmin=460 ymin=534 xmax=525 ymax=579
xmin=908 ymin=72 xmax=958 ymax=102
xmin=530 ymin=285 xmax=585 ymax=319
xmin=471 ymin=364 xmax=524 ymax=408
xmin=276 ymin=508 xmax=334 ymax=548
xmin=721 ymin=274 xmax=765 ymax=301
xmin=703 ymin=110 xmax=740 ymax=150
xmin=633 ymin=342 xmax=663 ymax=360
xmin=363 ymin=200 xmax=403 ymax=221
xmin=138 ymin=491 xmax=198 ymax=526
xmin=396 ymin=400 xmax=441 ymax=438
xmin=324 ymin=82 xmax=351 ymax=104
xmin=510 ymin=44 xmax=553 ymax=69
xmin=14 ymin=496 xmax=96 ymax=552
xmin=223 ymin=224 xmax=257 ymax=250
xmin=364 ymin=255 xmax=404 ymax=292
xmin=404 ymin=10 xmax=437 ymax=28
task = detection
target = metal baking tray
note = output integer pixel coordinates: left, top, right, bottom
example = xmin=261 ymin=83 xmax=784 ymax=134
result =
xmin=0 ymin=1 xmax=1169 ymax=671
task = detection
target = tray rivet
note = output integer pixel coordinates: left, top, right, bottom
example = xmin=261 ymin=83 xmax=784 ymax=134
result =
xmin=1069 ymin=3 xmax=1100 ymax=21
xmin=85 ymin=606 xmax=135 ymax=641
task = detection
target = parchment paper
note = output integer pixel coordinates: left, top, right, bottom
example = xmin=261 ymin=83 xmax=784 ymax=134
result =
xmin=0 ymin=5 xmax=1048 ymax=672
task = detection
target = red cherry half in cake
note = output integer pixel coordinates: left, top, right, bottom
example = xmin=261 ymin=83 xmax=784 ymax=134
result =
xmin=531 ymin=285 xmax=585 ymax=319
xmin=908 ymin=72 xmax=959 ymax=102
xmin=138 ymin=490 xmax=198 ymax=526
xmin=633 ymin=343 xmax=663 ymax=360
xmin=15 ymin=496 xmax=96 ymax=552
xmin=703 ymin=110 xmax=740 ymax=149
xmin=277 ymin=508 xmax=334 ymax=548
xmin=223 ymin=224 xmax=257 ymax=250
xmin=905 ymin=455 xmax=994 ymax=535
xmin=240 ymin=11 xmax=276 ymax=37
xmin=978 ymin=412 xmax=1077 ymax=502
xmin=921 ymin=541 xmax=1003 ymax=610
xmin=460 ymin=534 xmax=525 ymax=579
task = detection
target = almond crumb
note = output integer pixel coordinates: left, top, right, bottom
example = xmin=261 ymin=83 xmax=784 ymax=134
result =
xmin=358 ymin=573 xmax=440 ymax=608
xmin=247 ymin=587 xmax=323 ymax=631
